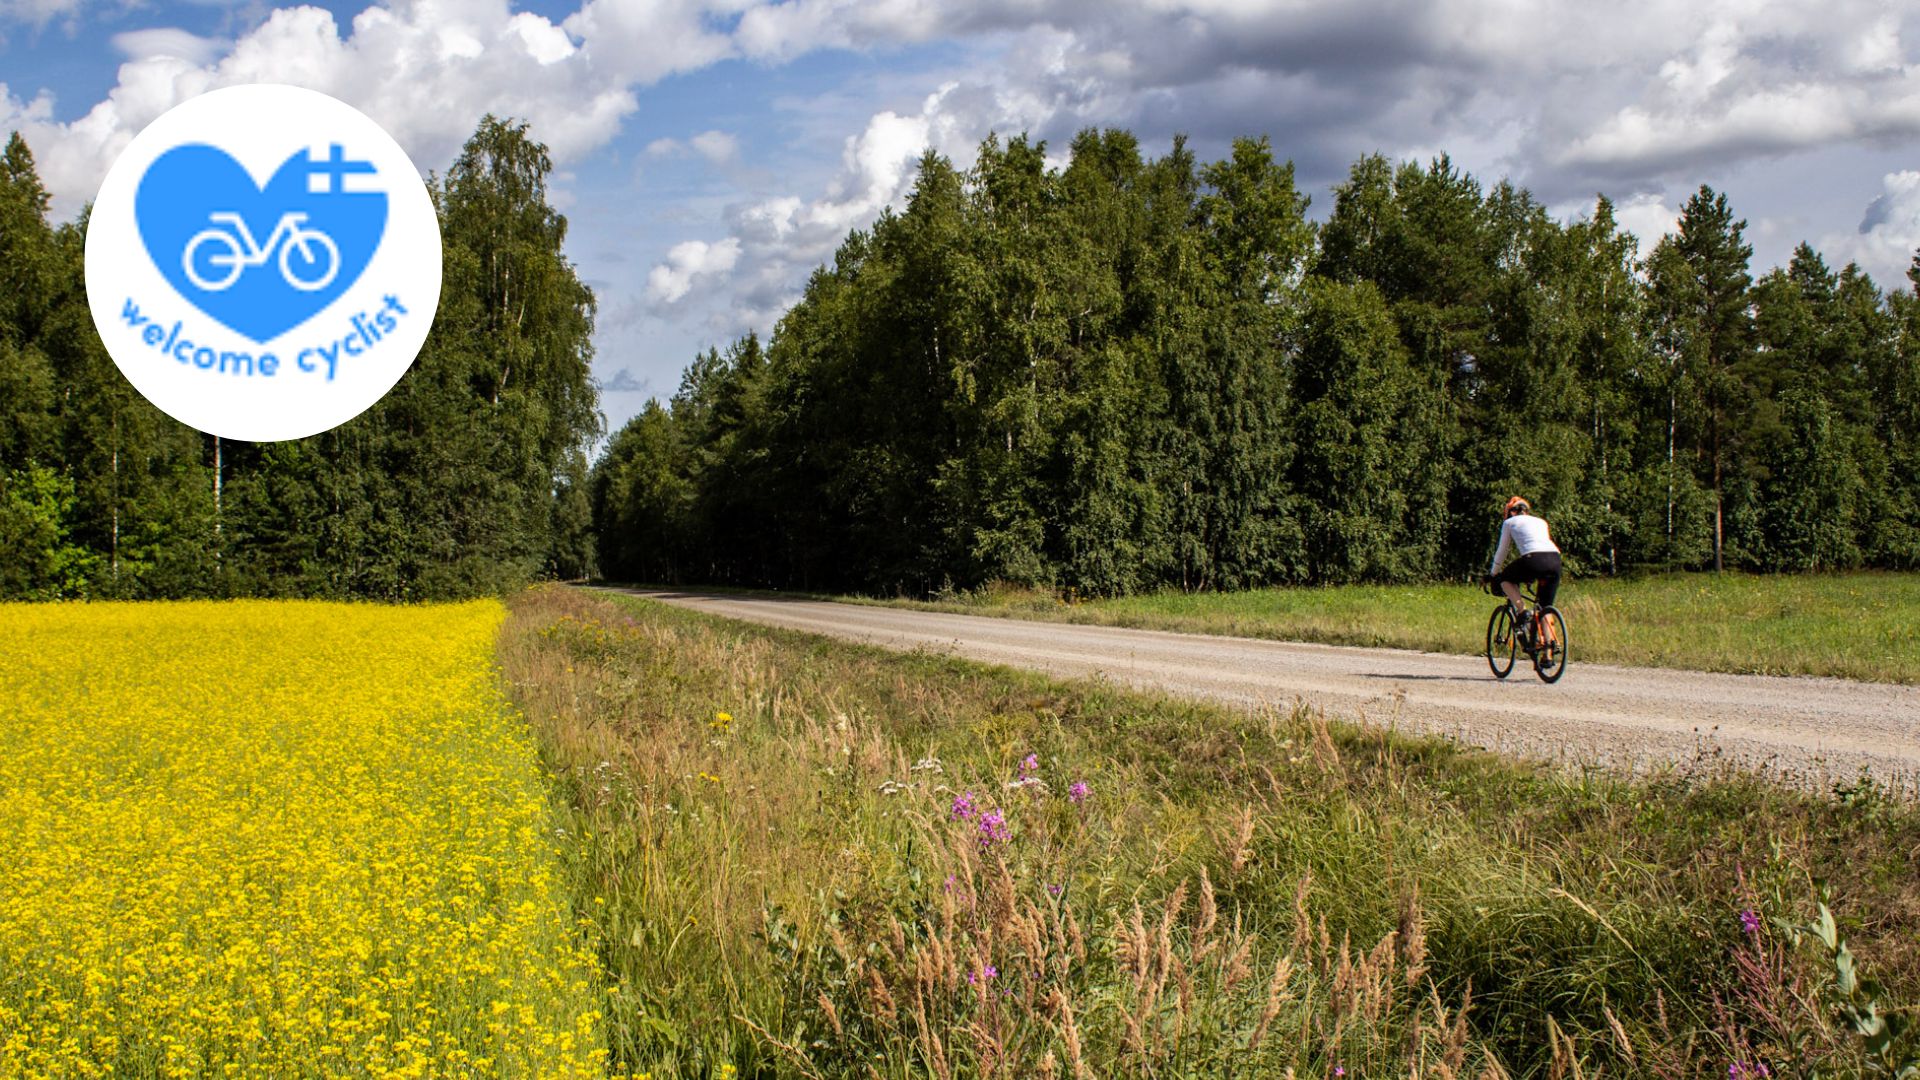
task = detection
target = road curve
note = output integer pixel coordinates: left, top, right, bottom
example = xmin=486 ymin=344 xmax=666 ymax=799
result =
xmin=599 ymin=588 xmax=1920 ymax=790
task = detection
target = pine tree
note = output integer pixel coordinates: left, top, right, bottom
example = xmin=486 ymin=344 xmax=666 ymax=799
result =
xmin=0 ymin=134 xmax=59 ymax=470
xmin=1645 ymin=186 xmax=1754 ymax=571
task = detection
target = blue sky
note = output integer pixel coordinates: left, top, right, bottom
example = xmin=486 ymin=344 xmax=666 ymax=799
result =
xmin=5 ymin=0 xmax=1920 ymax=442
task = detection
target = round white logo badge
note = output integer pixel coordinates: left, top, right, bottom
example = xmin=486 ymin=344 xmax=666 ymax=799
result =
xmin=84 ymin=84 xmax=441 ymax=442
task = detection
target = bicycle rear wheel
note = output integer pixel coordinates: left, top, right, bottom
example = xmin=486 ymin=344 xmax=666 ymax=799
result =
xmin=1533 ymin=607 xmax=1568 ymax=683
xmin=1486 ymin=604 xmax=1516 ymax=679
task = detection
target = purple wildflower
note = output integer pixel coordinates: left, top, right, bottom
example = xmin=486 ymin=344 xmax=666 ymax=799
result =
xmin=1740 ymin=909 xmax=1761 ymax=935
xmin=978 ymin=809 xmax=1010 ymax=849
xmin=950 ymin=791 xmax=977 ymax=821
xmin=1047 ymin=882 xmax=1064 ymax=897
xmin=1333 ymin=1068 xmax=1345 ymax=1078
xmin=1069 ymin=780 xmax=1090 ymax=805
xmin=984 ymin=965 xmax=998 ymax=980
xmin=1020 ymin=753 xmax=1040 ymax=778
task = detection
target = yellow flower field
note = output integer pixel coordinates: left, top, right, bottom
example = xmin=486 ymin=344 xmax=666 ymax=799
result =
xmin=0 ymin=600 xmax=606 ymax=1079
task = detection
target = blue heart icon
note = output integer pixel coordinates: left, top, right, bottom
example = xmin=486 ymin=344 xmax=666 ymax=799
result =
xmin=135 ymin=144 xmax=388 ymax=343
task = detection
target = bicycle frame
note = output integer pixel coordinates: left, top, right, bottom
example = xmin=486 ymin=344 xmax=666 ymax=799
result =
xmin=1485 ymin=579 xmax=1567 ymax=682
xmin=204 ymin=212 xmax=310 ymax=266
xmin=184 ymin=211 xmax=339 ymax=293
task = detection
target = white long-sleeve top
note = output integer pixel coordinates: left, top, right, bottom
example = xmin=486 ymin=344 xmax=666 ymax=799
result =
xmin=1490 ymin=513 xmax=1559 ymax=575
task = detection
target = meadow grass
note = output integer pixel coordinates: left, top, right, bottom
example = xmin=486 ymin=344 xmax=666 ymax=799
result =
xmin=840 ymin=571 xmax=1920 ymax=683
xmin=0 ymin=600 xmax=607 ymax=1078
xmin=506 ymin=585 xmax=1920 ymax=1079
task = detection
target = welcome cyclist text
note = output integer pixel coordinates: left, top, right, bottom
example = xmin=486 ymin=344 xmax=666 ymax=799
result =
xmin=117 ymin=294 xmax=413 ymax=381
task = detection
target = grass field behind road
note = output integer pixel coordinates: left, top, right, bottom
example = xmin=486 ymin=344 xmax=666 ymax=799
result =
xmin=513 ymin=585 xmax=1920 ymax=1079
xmin=849 ymin=571 xmax=1920 ymax=683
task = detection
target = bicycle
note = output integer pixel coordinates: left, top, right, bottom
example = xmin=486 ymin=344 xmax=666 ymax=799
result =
xmin=1485 ymin=580 xmax=1568 ymax=683
xmin=182 ymin=211 xmax=340 ymax=293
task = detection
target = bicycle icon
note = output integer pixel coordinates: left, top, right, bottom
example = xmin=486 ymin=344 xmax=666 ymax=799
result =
xmin=182 ymin=211 xmax=340 ymax=293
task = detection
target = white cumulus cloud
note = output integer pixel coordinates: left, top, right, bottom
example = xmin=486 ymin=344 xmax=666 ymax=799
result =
xmin=646 ymin=236 xmax=741 ymax=304
xmin=1548 ymin=2 xmax=1920 ymax=180
xmin=689 ymin=129 xmax=737 ymax=165
xmin=110 ymin=27 xmax=230 ymax=65
xmin=686 ymin=77 xmax=1054 ymax=332
xmin=1823 ymin=171 xmax=1920 ymax=293
xmin=644 ymin=129 xmax=741 ymax=165
xmin=0 ymin=0 xmax=747 ymax=217
xmin=561 ymin=0 xmax=737 ymax=86
xmin=1610 ymin=192 xmax=1682 ymax=249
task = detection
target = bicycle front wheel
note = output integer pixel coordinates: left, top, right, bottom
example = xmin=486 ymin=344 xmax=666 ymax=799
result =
xmin=1533 ymin=607 xmax=1568 ymax=683
xmin=281 ymin=229 xmax=341 ymax=291
xmin=1486 ymin=604 xmax=1516 ymax=679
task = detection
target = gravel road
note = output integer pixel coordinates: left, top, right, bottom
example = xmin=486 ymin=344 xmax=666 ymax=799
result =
xmin=603 ymin=588 xmax=1920 ymax=790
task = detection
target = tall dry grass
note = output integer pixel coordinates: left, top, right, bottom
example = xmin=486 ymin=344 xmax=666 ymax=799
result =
xmin=502 ymin=585 xmax=1920 ymax=1078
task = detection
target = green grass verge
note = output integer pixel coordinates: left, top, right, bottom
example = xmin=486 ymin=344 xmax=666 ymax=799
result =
xmin=838 ymin=571 xmax=1920 ymax=683
xmin=506 ymin=584 xmax=1920 ymax=1079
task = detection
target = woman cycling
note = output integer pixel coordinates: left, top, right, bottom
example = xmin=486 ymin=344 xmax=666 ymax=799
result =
xmin=1487 ymin=496 xmax=1561 ymax=634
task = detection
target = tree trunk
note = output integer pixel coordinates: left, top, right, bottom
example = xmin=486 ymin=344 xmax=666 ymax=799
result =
xmin=1597 ymin=402 xmax=1615 ymax=575
xmin=110 ymin=409 xmax=120 ymax=582
xmin=1665 ymin=392 xmax=1675 ymax=548
xmin=213 ymin=435 xmax=223 ymax=565
xmin=1711 ymin=416 xmax=1723 ymax=573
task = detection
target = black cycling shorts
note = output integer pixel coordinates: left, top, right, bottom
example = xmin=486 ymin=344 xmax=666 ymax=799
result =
xmin=1493 ymin=551 xmax=1561 ymax=609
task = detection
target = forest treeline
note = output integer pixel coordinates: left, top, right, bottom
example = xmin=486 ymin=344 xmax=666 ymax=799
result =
xmin=0 ymin=119 xmax=598 ymax=600
xmin=593 ymin=131 xmax=1920 ymax=595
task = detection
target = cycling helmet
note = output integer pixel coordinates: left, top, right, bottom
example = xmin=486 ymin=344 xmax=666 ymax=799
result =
xmin=1504 ymin=496 xmax=1531 ymax=517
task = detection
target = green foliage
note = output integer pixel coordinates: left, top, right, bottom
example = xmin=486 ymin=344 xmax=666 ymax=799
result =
xmin=0 ymin=466 xmax=99 ymax=598
xmin=14 ymin=114 xmax=1916 ymax=599
xmin=1761 ymin=387 xmax=1865 ymax=571
xmin=0 ymin=118 xmax=599 ymax=599
xmin=594 ymin=134 xmax=1920 ymax=595
xmin=1290 ymin=278 xmax=1444 ymax=582
xmin=1778 ymin=897 xmax=1920 ymax=1077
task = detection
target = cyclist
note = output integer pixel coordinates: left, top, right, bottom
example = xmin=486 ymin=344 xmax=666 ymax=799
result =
xmin=1486 ymin=496 xmax=1561 ymax=637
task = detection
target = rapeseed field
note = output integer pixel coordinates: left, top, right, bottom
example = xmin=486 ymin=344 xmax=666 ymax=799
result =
xmin=0 ymin=600 xmax=606 ymax=1078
